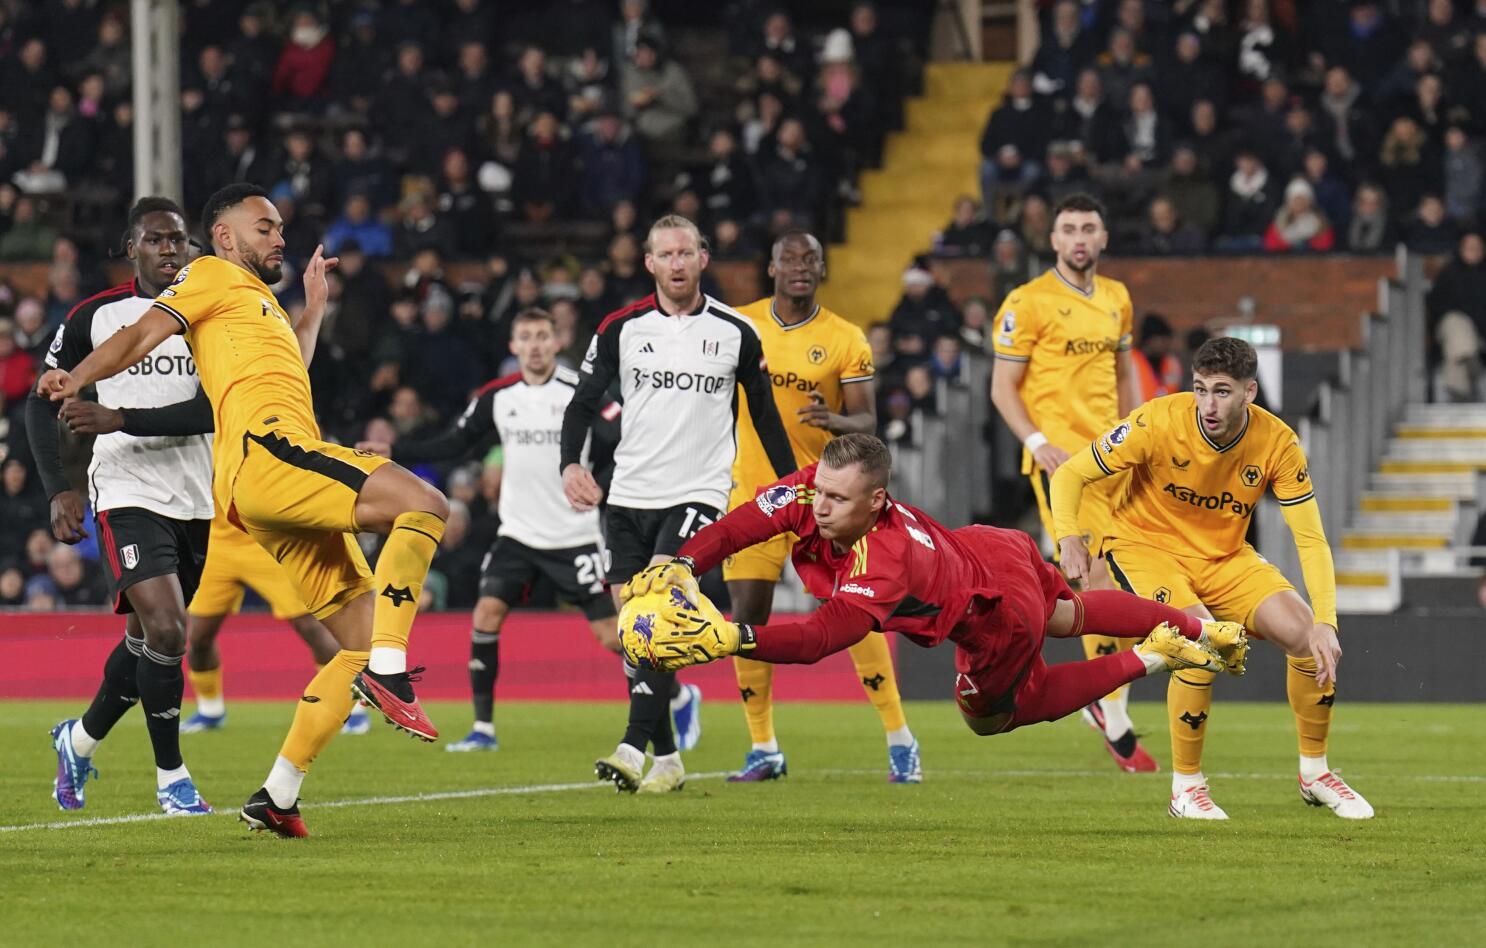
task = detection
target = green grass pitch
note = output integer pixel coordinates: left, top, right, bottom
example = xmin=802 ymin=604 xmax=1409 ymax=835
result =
xmin=1 ymin=699 xmax=1481 ymax=946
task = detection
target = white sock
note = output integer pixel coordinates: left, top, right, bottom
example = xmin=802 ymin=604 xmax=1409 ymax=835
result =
xmin=367 ymin=647 xmax=406 ymax=675
xmin=1098 ymin=696 xmax=1133 ymax=740
xmin=156 ymin=764 xmax=190 ymax=790
xmin=264 ymin=754 xmax=306 ymax=809
xmin=473 ymin=720 xmax=496 ymax=737
xmin=885 ymin=726 xmax=914 ymax=747
xmin=1299 ymin=754 xmax=1330 ymax=782
xmin=651 ymin=751 xmax=682 ymax=770
xmin=668 ymin=684 xmax=693 ymax=712
xmin=752 ymin=739 xmax=780 ymax=753
xmin=196 ymin=695 xmax=226 ymax=718
xmin=1173 ymin=770 xmax=1206 ymax=793
xmin=614 ymin=742 xmax=645 ymax=771
xmin=69 ymin=720 xmax=100 ymax=757
xmin=1135 ymin=646 xmax=1167 ymax=675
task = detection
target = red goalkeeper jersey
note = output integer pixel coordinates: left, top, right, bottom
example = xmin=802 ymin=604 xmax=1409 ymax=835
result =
xmin=680 ymin=464 xmax=1059 ymax=663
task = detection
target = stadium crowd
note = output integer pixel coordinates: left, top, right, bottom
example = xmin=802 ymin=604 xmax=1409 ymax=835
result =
xmin=5 ymin=0 xmax=1486 ymax=610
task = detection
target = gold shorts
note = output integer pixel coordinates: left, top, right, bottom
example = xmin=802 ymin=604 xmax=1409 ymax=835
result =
xmin=189 ymin=516 xmax=310 ymax=620
xmin=1103 ymin=540 xmax=1295 ymax=628
xmin=1030 ymin=468 xmax=1122 ymax=563
xmin=722 ymin=532 xmax=797 ymax=583
xmin=228 ymin=429 xmax=390 ymax=620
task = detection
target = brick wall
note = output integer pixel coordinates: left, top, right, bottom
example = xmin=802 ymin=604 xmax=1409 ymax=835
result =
xmin=932 ymin=255 xmax=1399 ymax=351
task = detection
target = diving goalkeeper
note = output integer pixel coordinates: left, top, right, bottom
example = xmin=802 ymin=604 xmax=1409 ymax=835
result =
xmin=620 ymin=434 xmax=1247 ymax=736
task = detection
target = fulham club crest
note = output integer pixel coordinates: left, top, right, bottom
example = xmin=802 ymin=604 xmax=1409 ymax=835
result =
xmin=121 ymin=544 xmax=140 ymax=570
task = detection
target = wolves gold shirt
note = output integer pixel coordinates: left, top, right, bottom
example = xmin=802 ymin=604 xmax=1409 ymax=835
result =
xmin=993 ymin=268 xmax=1133 ymax=469
xmin=730 ymin=298 xmax=874 ymax=506
xmin=153 ymin=255 xmax=318 ymax=483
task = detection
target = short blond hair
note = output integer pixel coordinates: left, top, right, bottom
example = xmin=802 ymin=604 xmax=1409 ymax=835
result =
xmin=644 ymin=214 xmax=708 ymax=253
xmin=820 ymin=433 xmax=892 ymax=489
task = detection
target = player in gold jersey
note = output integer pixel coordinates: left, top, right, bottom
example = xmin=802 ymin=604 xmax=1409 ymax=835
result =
xmin=1052 ymin=337 xmax=1373 ymax=820
xmin=37 ymin=183 xmax=450 ymax=837
xmin=725 ymin=230 xmax=919 ymax=783
xmin=57 ymin=394 xmax=368 ymax=736
xmin=990 ymin=193 xmax=1153 ymax=772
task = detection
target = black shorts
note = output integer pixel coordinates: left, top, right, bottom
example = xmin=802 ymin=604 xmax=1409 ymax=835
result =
xmin=94 ymin=507 xmax=210 ymax=615
xmin=604 ymin=502 xmax=723 ymax=585
xmin=478 ymin=537 xmax=617 ymax=621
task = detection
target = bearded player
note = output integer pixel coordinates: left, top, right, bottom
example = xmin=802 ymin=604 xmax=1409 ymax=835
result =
xmin=619 ymin=434 xmax=1248 ymax=745
xmin=38 ymin=183 xmax=449 ymax=838
xmin=989 ymin=193 xmax=1151 ymax=771
xmin=1051 ymin=337 xmax=1373 ymax=820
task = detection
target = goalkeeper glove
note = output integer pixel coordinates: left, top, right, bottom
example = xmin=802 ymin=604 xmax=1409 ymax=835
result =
xmin=619 ymin=555 xmax=700 ymax=604
xmin=648 ymin=589 xmax=757 ymax=671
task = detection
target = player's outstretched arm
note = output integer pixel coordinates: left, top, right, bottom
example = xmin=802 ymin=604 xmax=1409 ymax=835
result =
xmin=59 ymin=386 xmax=215 ymax=437
xmin=294 ymin=244 xmax=339 ymax=367
xmin=35 ymin=308 xmax=181 ymax=400
xmin=1049 ymin=446 xmax=1109 ymax=584
xmin=1279 ymin=497 xmax=1342 ymax=685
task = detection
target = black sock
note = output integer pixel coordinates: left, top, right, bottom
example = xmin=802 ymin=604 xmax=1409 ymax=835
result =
xmin=622 ymin=667 xmax=677 ymax=755
xmin=470 ymin=629 xmax=500 ymax=725
xmin=137 ymin=642 xmax=185 ymax=771
xmin=80 ymin=633 xmax=143 ymax=742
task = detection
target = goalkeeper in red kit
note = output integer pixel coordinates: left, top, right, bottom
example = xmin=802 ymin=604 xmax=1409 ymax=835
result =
xmin=621 ymin=434 xmax=1248 ymax=736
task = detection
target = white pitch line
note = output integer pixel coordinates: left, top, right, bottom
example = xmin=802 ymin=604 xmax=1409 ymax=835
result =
xmin=4 ymin=768 xmax=1480 ymax=834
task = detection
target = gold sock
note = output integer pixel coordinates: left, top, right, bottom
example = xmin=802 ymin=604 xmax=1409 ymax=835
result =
xmin=188 ymin=667 xmax=222 ymax=701
xmin=848 ymin=632 xmax=907 ymax=732
xmin=1286 ymin=656 xmax=1334 ymax=758
xmin=1082 ymin=635 xmax=1134 ymax=702
xmin=370 ymin=511 xmax=445 ymax=653
xmin=1168 ymin=667 xmax=1217 ymax=775
xmin=279 ymin=650 xmax=368 ymax=770
xmin=734 ymin=655 xmax=775 ymax=744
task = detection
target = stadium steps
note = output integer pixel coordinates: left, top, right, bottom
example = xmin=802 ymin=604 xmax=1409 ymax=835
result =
xmin=819 ymin=61 xmax=1013 ymax=324
xmin=1339 ymin=404 xmax=1486 ymax=587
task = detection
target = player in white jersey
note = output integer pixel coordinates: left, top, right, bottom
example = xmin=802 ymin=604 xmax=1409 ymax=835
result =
xmin=24 ymin=198 xmax=214 ymax=816
xmin=560 ymin=214 xmax=798 ymax=793
xmin=359 ymin=309 xmax=619 ymax=751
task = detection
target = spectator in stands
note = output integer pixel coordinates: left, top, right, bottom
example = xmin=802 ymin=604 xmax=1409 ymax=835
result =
xmin=437 ymin=147 xmax=496 ymax=257
xmin=683 ymin=127 xmax=758 ymax=226
xmin=580 ymin=105 xmax=647 ymax=217
xmin=1317 ymin=66 xmax=1377 ymax=172
xmin=0 ymin=457 xmax=45 ymax=563
xmin=0 ymin=566 xmax=23 ymax=607
xmin=1298 ymin=149 xmax=1350 ymax=234
xmin=325 ymin=193 xmax=393 ymax=259
xmin=1031 ymin=0 xmax=1094 ymax=99
xmin=1234 ymin=0 xmax=1292 ymax=93
xmin=269 ymin=185 xmax=319 ymax=267
xmin=377 ymin=41 xmax=432 ymax=146
xmin=620 ymin=35 xmax=698 ymax=146
xmin=1421 ymin=0 xmax=1470 ymax=63
xmin=77 ymin=12 xmax=130 ymax=100
xmin=1164 ymin=145 xmax=1219 ymax=239
xmin=411 ymin=85 xmax=478 ymax=180
xmin=43 ymin=264 xmax=82 ymax=327
xmin=1442 ymin=126 xmax=1483 ymax=225
xmin=43 ymin=543 xmax=107 ymax=608
xmin=565 ymin=46 xmax=613 ymax=124
xmin=1346 ymin=183 xmax=1394 ymax=252
xmin=737 ymin=51 xmax=804 ymax=108
xmin=273 ymin=9 xmax=335 ymax=112
xmin=0 ymin=196 xmax=54 ymax=261
xmin=904 ymin=363 xmax=938 ymax=415
xmin=1039 ymin=141 xmax=1093 ymax=208
xmin=512 ymin=110 xmax=578 ymax=223
xmin=753 ymin=9 xmax=812 ymax=84
xmin=927 ymin=333 xmax=963 ymax=384
xmin=757 ymin=117 xmax=823 ymax=225
xmin=889 ymin=263 xmax=959 ymax=356
xmin=608 ymin=197 xmax=641 ymax=241
xmin=1426 ymin=232 xmax=1486 ymax=401
xmin=605 ymin=233 xmax=650 ymax=305
xmin=815 ymin=28 xmax=881 ymax=187
xmin=213 ymin=114 xmax=272 ymax=193
xmin=11 ymin=297 xmax=50 ymax=360
xmin=275 ymin=128 xmax=334 ymax=221
xmin=1017 ymin=193 xmax=1053 ymax=256
xmin=933 ymin=195 xmax=993 ymax=257
xmin=979 ymin=69 xmax=1047 ymax=207
xmin=0 ymin=321 xmax=34 ymax=417
xmin=1262 ymin=178 xmax=1335 ymax=253
xmin=432 ymin=500 xmax=482 ymax=610
xmin=1132 ymin=313 xmax=1183 ymax=402
xmin=989 ymin=228 xmax=1026 ymax=305
xmin=1322 ymin=1 xmax=1402 ymax=95
xmin=1121 ymin=82 xmax=1170 ymax=171
xmin=1217 ymin=149 xmax=1275 ymax=250
xmin=11 ymin=85 xmax=93 ymax=193
xmin=331 ymin=10 xmax=388 ymax=118
xmin=1162 ymin=31 xmax=1226 ymax=122
xmin=1096 ymin=28 xmax=1155 ymax=116
xmin=334 ymin=128 xmax=396 ymax=212
xmin=959 ymin=296 xmax=991 ymax=355
xmin=478 ymin=88 xmax=524 ymax=177
xmin=510 ymin=45 xmax=567 ymax=124
xmin=614 ymin=0 xmax=664 ymax=67
xmin=1140 ymin=195 xmax=1206 ymax=254
xmin=849 ymin=2 xmax=902 ymax=124
xmin=0 ymin=38 xmax=54 ymax=123
xmin=395 ymin=190 xmax=458 ymax=259
xmin=1402 ymin=194 xmax=1458 ymax=255
xmin=1052 ymin=69 xmax=1124 ymax=165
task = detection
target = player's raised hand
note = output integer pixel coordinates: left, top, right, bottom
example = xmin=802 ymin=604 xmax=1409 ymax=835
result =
xmin=49 ymin=489 xmax=89 ymax=544
xmin=36 ymin=368 xmax=81 ymax=402
xmin=796 ymin=392 xmax=834 ymax=429
xmin=1057 ymin=535 xmax=1093 ymax=586
xmin=302 ymin=243 xmax=340 ymax=312
xmin=562 ymin=463 xmax=604 ymax=511
xmin=1032 ymin=443 xmax=1071 ymax=474
xmin=354 ymin=440 xmax=392 ymax=458
xmin=1309 ymin=622 xmax=1342 ymax=687
xmin=59 ymin=400 xmax=125 ymax=435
